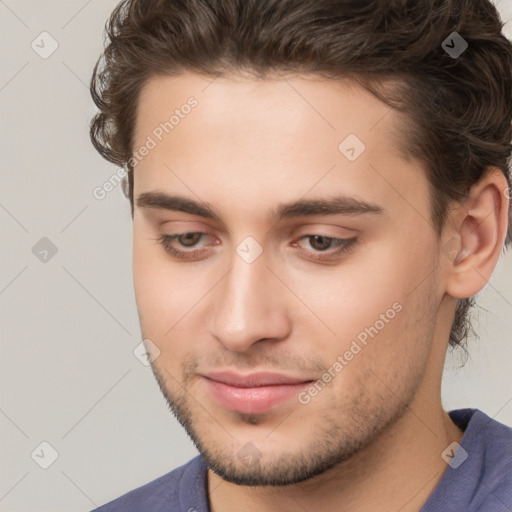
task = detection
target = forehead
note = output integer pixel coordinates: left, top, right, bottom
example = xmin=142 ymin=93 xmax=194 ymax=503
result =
xmin=134 ymin=72 xmax=404 ymax=148
xmin=132 ymin=72 xmax=426 ymax=224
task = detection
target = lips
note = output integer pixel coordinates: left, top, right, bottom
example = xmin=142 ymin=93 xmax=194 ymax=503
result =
xmin=201 ymin=371 xmax=314 ymax=414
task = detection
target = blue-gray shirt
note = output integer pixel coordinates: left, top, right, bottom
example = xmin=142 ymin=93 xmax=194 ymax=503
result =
xmin=91 ymin=409 xmax=512 ymax=511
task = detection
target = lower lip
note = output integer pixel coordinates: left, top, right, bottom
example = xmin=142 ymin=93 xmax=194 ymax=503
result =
xmin=203 ymin=377 xmax=311 ymax=414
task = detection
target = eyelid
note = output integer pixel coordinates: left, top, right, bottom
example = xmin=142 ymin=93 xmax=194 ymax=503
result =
xmin=291 ymin=223 xmax=359 ymax=239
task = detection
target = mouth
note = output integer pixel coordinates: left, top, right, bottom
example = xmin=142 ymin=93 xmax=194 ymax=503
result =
xmin=200 ymin=371 xmax=315 ymax=415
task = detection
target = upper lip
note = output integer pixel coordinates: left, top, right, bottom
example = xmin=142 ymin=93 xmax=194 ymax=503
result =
xmin=202 ymin=370 xmax=313 ymax=388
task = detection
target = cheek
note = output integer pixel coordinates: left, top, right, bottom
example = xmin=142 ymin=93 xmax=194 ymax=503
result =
xmin=132 ymin=234 xmax=185 ymax=335
xmin=291 ymin=236 xmax=435 ymax=364
xmin=132 ymin=244 xmax=199 ymax=378
xmin=132 ymin=233 xmax=219 ymax=351
xmin=289 ymin=254 xmax=401 ymax=335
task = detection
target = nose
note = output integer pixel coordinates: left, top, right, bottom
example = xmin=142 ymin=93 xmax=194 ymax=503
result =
xmin=208 ymin=251 xmax=291 ymax=352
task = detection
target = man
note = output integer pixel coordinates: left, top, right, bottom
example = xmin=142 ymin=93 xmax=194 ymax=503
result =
xmin=89 ymin=0 xmax=512 ymax=510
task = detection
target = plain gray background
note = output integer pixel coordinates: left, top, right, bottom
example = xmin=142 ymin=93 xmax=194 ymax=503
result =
xmin=1 ymin=0 xmax=511 ymax=510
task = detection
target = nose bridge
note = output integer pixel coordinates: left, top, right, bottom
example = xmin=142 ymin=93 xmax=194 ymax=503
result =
xmin=210 ymin=249 xmax=289 ymax=350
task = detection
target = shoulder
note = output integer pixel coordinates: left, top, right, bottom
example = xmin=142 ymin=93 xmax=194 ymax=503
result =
xmin=450 ymin=408 xmax=512 ymax=468
xmin=89 ymin=455 xmax=208 ymax=512
xmin=459 ymin=408 xmax=512 ymax=506
xmin=422 ymin=408 xmax=512 ymax=512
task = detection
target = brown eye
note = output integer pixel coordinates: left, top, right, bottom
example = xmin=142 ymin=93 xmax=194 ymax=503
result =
xmin=294 ymin=234 xmax=357 ymax=261
xmin=307 ymin=235 xmax=335 ymax=251
xmin=157 ymin=232 xmax=216 ymax=260
xmin=176 ymin=232 xmax=204 ymax=247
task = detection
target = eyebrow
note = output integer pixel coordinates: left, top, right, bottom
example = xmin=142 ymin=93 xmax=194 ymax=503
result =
xmin=136 ymin=191 xmax=385 ymax=222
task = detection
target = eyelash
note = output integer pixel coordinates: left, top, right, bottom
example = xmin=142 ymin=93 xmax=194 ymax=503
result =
xmin=156 ymin=232 xmax=357 ymax=261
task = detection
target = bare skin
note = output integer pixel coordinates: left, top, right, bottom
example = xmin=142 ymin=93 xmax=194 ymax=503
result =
xmin=131 ymin=72 xmax=508 ymax=512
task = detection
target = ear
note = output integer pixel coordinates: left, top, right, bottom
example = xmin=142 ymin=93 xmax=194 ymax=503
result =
xmin=443 ymin=167 xmax=510 ymax=299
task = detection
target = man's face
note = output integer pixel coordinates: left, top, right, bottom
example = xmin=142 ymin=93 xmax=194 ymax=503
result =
xmin=132 ymin=72 xmax=445 ymax=485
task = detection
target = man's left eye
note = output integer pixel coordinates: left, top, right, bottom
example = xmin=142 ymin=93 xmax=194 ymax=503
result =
xmin=294 ymin=234 xmax=357 ymax=260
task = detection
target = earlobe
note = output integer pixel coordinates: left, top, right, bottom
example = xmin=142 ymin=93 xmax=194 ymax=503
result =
xmin=444 ymin=167 xmax=509 ymax=300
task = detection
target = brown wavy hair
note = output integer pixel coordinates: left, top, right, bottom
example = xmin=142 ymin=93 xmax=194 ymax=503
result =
xmin=89 ymin=0 xmax=512 ymax=349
